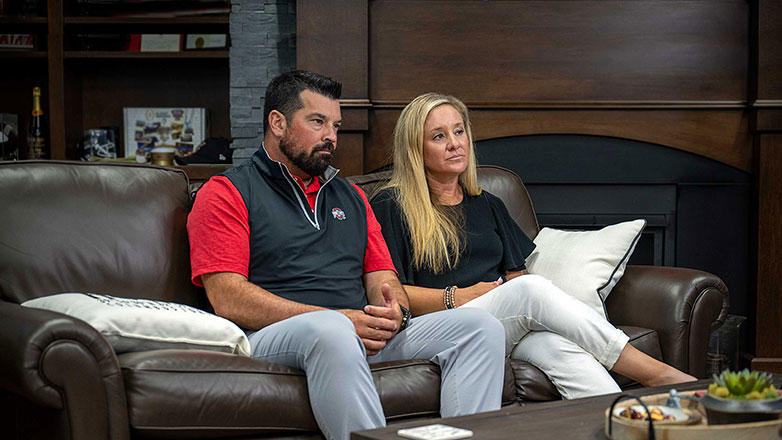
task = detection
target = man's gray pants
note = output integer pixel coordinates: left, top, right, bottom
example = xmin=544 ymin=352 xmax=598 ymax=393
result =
xmin=247 ymin=308 xmax=505 ymax=440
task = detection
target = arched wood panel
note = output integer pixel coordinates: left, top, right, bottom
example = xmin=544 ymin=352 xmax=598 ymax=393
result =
xmin=366 ymin=109 xmax=751 ymax=172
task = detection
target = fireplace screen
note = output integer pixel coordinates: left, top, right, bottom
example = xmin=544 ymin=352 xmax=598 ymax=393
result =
xmin=475 ymin=134 xmax=751 ymax=327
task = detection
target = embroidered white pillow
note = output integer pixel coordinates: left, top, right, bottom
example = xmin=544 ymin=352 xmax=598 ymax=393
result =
xmin=524 ymin=219 xmax=646 ymax=319
xmin=22 ymin=293 xmax=251 ymax=356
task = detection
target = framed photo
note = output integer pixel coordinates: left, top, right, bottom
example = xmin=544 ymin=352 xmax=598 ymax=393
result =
xmin=184 ymin=34 xmax=227 ymax=50
xmin=125 ymin=34 xmax=182 ymax=52
xmin=122 ymin=107 xmax=208 ymax=158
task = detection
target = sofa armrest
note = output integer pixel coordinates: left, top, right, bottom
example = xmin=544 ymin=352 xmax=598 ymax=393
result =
xmin=0 ymin=300 xmax=130 ymax=440
xmin=604 ymin=265 xmax=729 ymax=378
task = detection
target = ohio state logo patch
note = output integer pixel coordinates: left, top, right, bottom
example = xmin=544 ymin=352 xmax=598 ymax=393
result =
xmin=331 ymin=207 xmax=346 ymax=220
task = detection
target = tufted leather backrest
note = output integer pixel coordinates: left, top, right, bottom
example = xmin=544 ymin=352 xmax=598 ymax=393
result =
xmin=0 ymin=161 xmax=197 ymax=305
xmin=349 ymin=165 xmax=540 ymax=239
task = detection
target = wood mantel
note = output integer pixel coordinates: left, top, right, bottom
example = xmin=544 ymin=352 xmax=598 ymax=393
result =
xmin=753 ymin=0 xmax=782 ymax=370
xmin=297 ymin=0 xmax=781 ymax=369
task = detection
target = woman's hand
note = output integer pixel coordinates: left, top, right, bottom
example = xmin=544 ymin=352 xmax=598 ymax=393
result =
xmin=454 ymin=278 xmax=504 ymax=307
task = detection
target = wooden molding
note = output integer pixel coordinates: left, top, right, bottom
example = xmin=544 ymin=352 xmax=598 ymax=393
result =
xmin=340 ymin=99 xmax=372 ymax=108
xmin=365 ymin=108 xmax=751 ymax=173
xmin=370 ymin=100 xmax=748 ymax=110
xmin=751 ymin=358 xmax=782 ymax=374
xmin=753 ymin=100 xmax=782 ymax=108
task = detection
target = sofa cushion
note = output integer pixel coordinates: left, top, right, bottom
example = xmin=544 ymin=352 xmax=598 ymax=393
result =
xmin=524 ymin=220 xmax=646 ymax=319
xmin=120 ymin=351 xmax=445 ymax=438
xmin=0 ymin=161 xmax=196 ymax=306
xmin=509 ymin=360 xmax=561 ymax=402
xmin=121 ymin=351 xmax=518 ymax=438
xmin=474 ymin=165 xmax=540 ymax=241
xmin=22 ymin=293 xmax=251 ymax=356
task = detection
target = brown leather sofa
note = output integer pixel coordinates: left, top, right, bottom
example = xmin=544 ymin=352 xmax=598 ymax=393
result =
xmin=0 ymin=161 xmax=729 ymax=440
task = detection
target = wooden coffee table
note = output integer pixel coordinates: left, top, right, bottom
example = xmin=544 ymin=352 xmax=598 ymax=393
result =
xmin=352 ymin=374 xmax=782 ymax=439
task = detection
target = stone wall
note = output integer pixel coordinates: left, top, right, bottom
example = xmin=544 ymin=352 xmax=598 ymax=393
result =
xmin=229 ymin=0 xmax=296 ymax=164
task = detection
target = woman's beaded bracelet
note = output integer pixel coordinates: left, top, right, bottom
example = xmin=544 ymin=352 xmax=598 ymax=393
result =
xmin=444 ymin=285 xmax=457 ymax=309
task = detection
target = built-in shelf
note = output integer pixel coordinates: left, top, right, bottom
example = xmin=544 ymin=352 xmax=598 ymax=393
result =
xmin=0 ymin=16 xmax=47 ymax=24
xmin=2 ymin=0 xmax=231 ymax=160
xmin=0 ymin=50 xmax=47 ymax=58
xmin=64 ymin=50 xmax=228 ymax=59
xmin=64 ymin=16 xmax=228 ymax=25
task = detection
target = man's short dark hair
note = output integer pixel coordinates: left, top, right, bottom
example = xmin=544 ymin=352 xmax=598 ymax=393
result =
xmin=263 ymin=70 xmax=342 ymax=134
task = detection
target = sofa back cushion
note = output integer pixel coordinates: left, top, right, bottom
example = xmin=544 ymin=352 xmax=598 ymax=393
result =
xmin=474 ymin=165 xmax=539 ymax=240
xmin=349 ymin=165 xmax=540 ymax=239
xmin=0 ymin=161 xmax=197 ymax=306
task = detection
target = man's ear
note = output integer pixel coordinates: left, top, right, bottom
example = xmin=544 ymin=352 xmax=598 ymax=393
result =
xmin=268 ymin=110 xmax=287 ymax=137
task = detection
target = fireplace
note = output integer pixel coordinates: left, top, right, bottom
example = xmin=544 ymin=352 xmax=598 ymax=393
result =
xmin=475 ymin=134 xmax=751 ymax=327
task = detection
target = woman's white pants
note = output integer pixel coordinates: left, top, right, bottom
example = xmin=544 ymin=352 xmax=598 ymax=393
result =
xmin=462 ymin=274 xmax=628 ymax=399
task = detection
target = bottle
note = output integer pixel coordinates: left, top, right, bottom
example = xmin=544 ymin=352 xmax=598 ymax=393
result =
xmin=27 ymin=86 xmax=47 ymax=159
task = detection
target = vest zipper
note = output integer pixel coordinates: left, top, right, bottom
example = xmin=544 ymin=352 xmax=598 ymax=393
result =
xmin=279 ymin=163 xmax=320 ymax=230
xmin=312 ymin=171 xmax=337 ymax=227
xmin=277 ymin=163 xmax=338 ymax=231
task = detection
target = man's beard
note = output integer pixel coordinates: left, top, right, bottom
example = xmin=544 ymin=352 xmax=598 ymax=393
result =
xmin=279 ymin=136 xmax=334 ymax=177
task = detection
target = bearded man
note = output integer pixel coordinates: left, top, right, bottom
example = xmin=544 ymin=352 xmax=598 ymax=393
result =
xmin=186 ymin=70 xmax=505 ymax=440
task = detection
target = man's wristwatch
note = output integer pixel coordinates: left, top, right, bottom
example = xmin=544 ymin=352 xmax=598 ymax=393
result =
xmin=399 ymin=305 xmax=411 ymax=331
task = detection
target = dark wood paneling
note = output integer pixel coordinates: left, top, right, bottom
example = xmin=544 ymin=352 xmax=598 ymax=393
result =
xmin=370 ymin=0 xmax=747 ymax=103
xmin=751 ymin=358 xmax=782 ymax=374
xmin=754 ymin=0 xmax=782 ymax=366
xmin=755 ymin=106 xmax=782 ymax=132
xmin=340 ymin=106 xmax=370 ymax=131
xmin=366 ymin=109 xmax=751 ymax=173
xmin=758 ymin=0 xmax=782 ymax=100
xmin=332 ymin=132 xmax=364 ymax=177
xmin=296 ymin=0 xmax=367 ymax=99
xmin=47 ymin=0 xmax=65 ymax=159
xmin=756 ymin=134 xmax=782 ymax=358
xmin=297 ymin=0 xmax=368 ymax=177
xmin=63 ymin=58 xmax=83 ymax=160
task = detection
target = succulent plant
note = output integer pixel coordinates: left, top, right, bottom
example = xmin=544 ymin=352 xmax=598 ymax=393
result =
xmin=708 ymin=369 xmax=780 ymax=400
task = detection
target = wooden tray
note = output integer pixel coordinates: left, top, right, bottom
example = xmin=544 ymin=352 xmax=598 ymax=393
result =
xmin=604 ymin=391 xmax=782 ymax=439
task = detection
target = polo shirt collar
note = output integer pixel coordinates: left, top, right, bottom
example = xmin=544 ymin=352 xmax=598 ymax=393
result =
xmin=254 ymin=143 xmax=339 ymax=183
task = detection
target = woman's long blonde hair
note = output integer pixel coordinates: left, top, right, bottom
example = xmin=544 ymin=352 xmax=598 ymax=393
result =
xmin=385 ymin=93 xmax=481 ymax=273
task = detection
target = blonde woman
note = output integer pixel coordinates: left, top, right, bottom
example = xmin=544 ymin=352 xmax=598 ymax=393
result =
xmin=370 ymin=93 xmax=696 ymax=399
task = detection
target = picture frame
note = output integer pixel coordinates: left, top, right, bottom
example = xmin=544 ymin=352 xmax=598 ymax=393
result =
xmin=122 ymin=107 xmax=208 ymax=159
xmin=184 ymin=34 xmax=228 ymax=50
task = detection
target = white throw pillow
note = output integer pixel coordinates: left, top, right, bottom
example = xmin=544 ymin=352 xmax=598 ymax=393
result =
xmin=22 ymin=293 xmax=251 ymax=356
xmin=524 ymin=219 xmax=646 ymax=319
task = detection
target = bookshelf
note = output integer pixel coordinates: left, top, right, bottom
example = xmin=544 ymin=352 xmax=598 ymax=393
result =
xmin=0 ymin=0 xmax=230 ymax=164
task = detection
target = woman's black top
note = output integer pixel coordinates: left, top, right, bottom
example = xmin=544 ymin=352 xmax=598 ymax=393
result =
xmin=370 ymin=187 xmax=536 ymax=289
